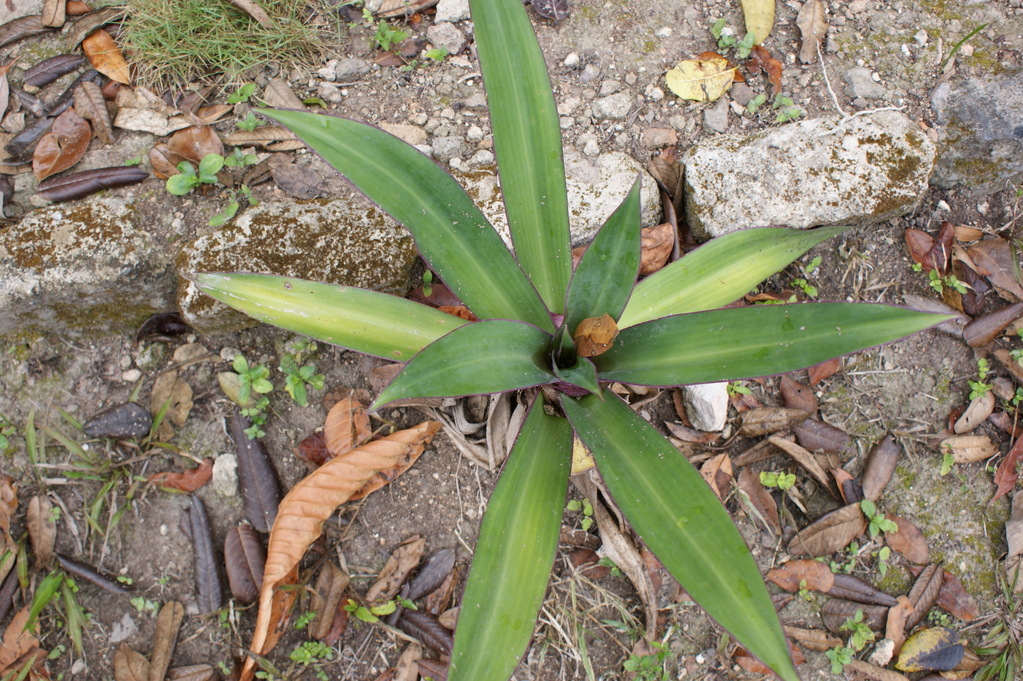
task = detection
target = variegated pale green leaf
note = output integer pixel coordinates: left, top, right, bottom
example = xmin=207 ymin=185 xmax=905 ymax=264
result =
xmin=371 ymin=320 xmax=555 ymax=410
xmin=597 ymin=302 xmax=951 ymax=386
xmin=260 ymin=109 xmax=554 ymax=333
xmin=618 ymin=224 xmax=848 ymax=328
xmin=472 ymin=0 xmax=571 ymax=313
xmin=564 ymin=175 xmax=642 ymax=332
xmin=449 ymin=398 xmax=572 ymax=681
xmin=192 ymin=273 xmax=466 ymax=361
xmin=562 ymin=392 xmax=798 ymax=681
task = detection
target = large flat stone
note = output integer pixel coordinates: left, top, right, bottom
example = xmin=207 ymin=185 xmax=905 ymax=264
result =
xmin=176 ymin=200 xmax=419 ymax=333
xmin=682 ymin=111 xmax=935 ymax=239
xmin=0 ymin=197 xmax=177 ymax=339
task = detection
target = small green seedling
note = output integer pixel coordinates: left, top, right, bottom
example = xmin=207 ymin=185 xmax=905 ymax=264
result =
xmin=224 ymin=148 xmax=259 ymax=167
xmin=597 ymin=556 xmax=622 ymax=577
xmin=726 ymin=381 xmax=752 ymax=397
xmin=840 ymin=609 xmax=876 ymax=651
xmin=760 ymin=471 xmax=796 ymax=490
xmin=124 ymin=154 xmax=144 ymax=166
xmin=829 ymin=542 xmax=859 ymax=574
xmin=166 ymin=154 xmax=224 ymax=195
xmin=566 ymin=498 xmax=594 ymax=531
xmin=293 ymin=611 xmax=316 ymax=630
xmin=623 ymin=640 xmax=669 ymax=681
xmin=232 ymin=356 xmax=274 ymax=438
xmin=923 ymin=268 xmax=968 ymax=296
xmin=791 ymin=278 xmax=818 ymax=298
xmin=279 ymin=353 xmax=325 ymax=408
xmin=709 ymin=18 xmax=755 ymax=58
xmin=873 ymin=546 xmax=891 ymax=577
xmin=130 ymin=596 xmax=159 ymax=615
xmin=236 ymin=112 xmax=260 ymax=131
xmin=747 ymin=92 xmax=768 ymax=115
xmin=860 ymin=499 xmax=898 ymax=538
xmin=773 ymin=94 xmax=803 ymax=123
xmin=374 ymin=19 xmax=408 ymax=51
xmin=426 ymin=47 xmax=448 ymax=61
xmin=0 ymin=413 xmax=15 ymax=452
xmin=227 ymin=83 xmax=257 ymax=105
xmin=969 ymin=358 xmax=992 ymax=400
xmin=940 ymin=447 xmax=955 ymax=476
xmin=797 ymin=578 xmax=812 ymax=601
xmin=290 ymin=641 xmax=333 ymax=681
xmin=805 ymin=256 xmax=822 ymax=276
xmin=825 ymin=645 xmax=854 ymax=674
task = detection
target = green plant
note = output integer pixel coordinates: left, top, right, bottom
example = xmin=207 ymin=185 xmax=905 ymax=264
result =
xmin=726 ymin=381 xmax=752 ymax=397
xmin=792 ymin=278 xmax=817 ymax=298
xmin=970 ymin=358 xmax=992 ymax=400
xmin=293 ymin=611 xmax=316 ymax=630
xmin=166 ymin=154 xmax=224 ymax=195
xmin=840 ymin=609 xmax=876 ymax=651
xmin=566 ymin=498 xmax=593 ymax=531
xmin=975 ymin=567 xmax=1021 ymax=681
xmin=623 ymin=640 xmax=670 ymax=681
xmin=231 ymin=356 xmax=274 ymax=438
xmin=860 ymin=499 xmax=898 ymax=538
xmin=124 ymin=154 xmax=144 ymax=166
xmin=941 ymin=445 xmax=956 ymax=476
xmin=224 ymin=148 xmax=259 ymax=168
xmin=805 ymin=255 xmax=822 ymax=276
xmin=597 ymin=556 xmax=622 ymax=577
xmin=237 ymin=112 xmax=261 ymax=131
xmin=191 ymin=1 xmax=948 ymax=679
xmin=873 ymin=546 xmax=891 ymax=577
xmin=709 ymin=18 xmax=754 ymax=58
xmin=426 ymin=46 xmax=449 ymax=61
xmin=373 ymin=19 xmax=408 ymax=51
xmin=925 ymin=268 xmax=968 ymax=295
xmin=825 ymin=645 xmax=853 ymax=674
xmin=228 ymin=83 xmax=258 ymax=104
xmin=747 ymin=92 xmax=768 ymax=115
xmin=279 ymin=354 xmax=325 ymax=408
xmin=0 ymin=413 xmax=14 ymax=452
xmin=829 ymin=542 xmax=859 ymax=574
xmin=760 ymin=471 xmax=796 ymax=490
xmin=773 ymin=94 xmax=803 ymax=123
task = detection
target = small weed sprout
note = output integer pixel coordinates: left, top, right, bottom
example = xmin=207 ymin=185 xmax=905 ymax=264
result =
xmin=773 ymin=94 xmax=803 ymax=123
xmin=280 ymin=354 xmax=325 ymax=408
xmin=124 ymin=154 xmax=144 ymax=166
xmin=860 ymin=499 xmax=898 ymax=538
xmin=224 ymin=148 xmax=259 ymax=168
xmin=566 ymin=498 xmax=594 ymax=531
xmin=747 ymin=92 xmax=768 ymax=115
xmin=165 ymin=154 xmax=224 ymax=196
xmin=940 ymin=444 xmax=955 ymax=476
xmin=232 ymin=356 xmax=274 ymax=438
xmin=797 ymin=578 xmax=812 ymax=601
xmin=236 ymin=112 xmax=260 ymax=131
xmin=791 ymin=278 xmax=818 ymax=298
xmin=873 ymin=546 xmax=891 ymax=577
xmin=709 ymin=18 xmax=754 ymax=58
xmin=426 ymin=46 xmax=449 ymax=61
xmin=726 ymin=381 xmax=752 ymax=397
xmin=597 ymin=556 xmax=622 ymax=577
xmin=623 ymin=639 xmax=670 ymax=681
xmin=829 ymin=542 xmax=859 ymax=574
xmin=825 ymin=645 xmax=854 ymax=674
xmin=293 ymin=611 xmax=316 ymax=630
xmin=841 ymin=609 xmax=876 ymax=651
xmin=373 ymin=19 xmax=408 ymax=51
xmin=760 ymin=471 xmax=796 ymax=490
xmin=0 ymin=413 xmax=15 ymax=452
xmin=969 ymin=358 xmax=992 ymax=400
xmin=227 ymin=83 xmax=258 ymax=104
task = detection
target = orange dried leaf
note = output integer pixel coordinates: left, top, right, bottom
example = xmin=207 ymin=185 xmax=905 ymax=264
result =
xmin=886 ymin=595 xmax=913 ymax=655
xmin=437 ymin=305 xmax=479 ymax=322
xmin=747 ymin=45 xmax=783 ymax=97
xmin=639 ymin=223 xmax=673 ymax=276
xmin=365 ymin=536 xmax=426 ymax=605
xmin=32 ymin=108 xmax=91 ymax=180
xmin=147 ymin=458 xmax=214 ymax=492
xmin=935 ymin=570 xmax=978 ymax=621
xmin=167 ymin=125 xmax=224 ymax=166
xmin=82 ymin=29 xmax=130 ymax=84
xmin=573 ymin=314 xmax=619 ymax=358
xmin=993 ymin=434 xmax=1023 ymax=502
xmin=766 ymin=559 xmax=835 ymax=593
xmin=734 ymin=640 xmax=804 ymax=674
xmin=245 ymin=421 xmax=440 ymax=667
xmin=808 ymin=357 xmax=841 ymax=385
xmin=788 ymin=503 xmax=866 ymax=557
xmin=0 ymin=608 xmax=39 ymax=673
xmin=348 ymin=443 xmax=425 ymax=501
xmin=736 ymin=465 xmax=781 ymax=536
xmin=699 ymin=453 xmax=732 ymax=500
xmin=324 ymin=397 xmax=371 ymax=458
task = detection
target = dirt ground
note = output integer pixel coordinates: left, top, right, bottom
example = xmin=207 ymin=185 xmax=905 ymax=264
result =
xmin=2 ymin=0 xmax=1022 ymax=679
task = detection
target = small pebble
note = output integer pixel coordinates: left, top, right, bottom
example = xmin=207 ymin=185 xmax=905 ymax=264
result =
xmin=563 ymin=52 xmax=580 ymax=68
xmin=121 ymin=369 xmax=142 ymax=383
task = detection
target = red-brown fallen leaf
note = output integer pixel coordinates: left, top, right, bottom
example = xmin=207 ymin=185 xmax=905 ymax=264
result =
xmin=167 ymin=125 xmax=224 ymax=166
xmin=147 ymin=458 xmax=213 ymax=492
xmin=366 ymin=536 xmax=426 ymax=605
xmin=699 ymin=452 xmax=732 ymax=500
xmin=734 ymin=639 xmax=805 ymax=674
xmin=906 ymin=563 xmax=944 ymax=630
xmin=885 ymin=513 xmax=929 ymax=564
xmin=993 ymin=433 xmax=1023 ymax=502
xmin=309 ymin=562 xmax=349 ymax=641
xmin=32 ymin=108 xmax=90 ymax=180
xmin=243 ymin=421 xmax=440 ymax=679
xmin=665 ymin=421 xmax=721 ymax=444
xmin=324 ymin=396 xmax=372 ymax=458
xmin=886 ymin=595 xmax=914 ymax=656
xmin=0 ymin=607 xmax=39 ymax=673
xmin=833 ymin=468 xmax=858 ymax=504
xmin=437 ymin=305 xmax=479 ymax=322
xmin=569 ymin=548 xmax=611 ymax=579
xmin=736 ymin=466 xmax=781 ymax=536
xmin=862 ymin=434 xmax=901 ymax=502
xmin=639 ymin=222 xmax=673 ymax=276
xmin=766 ymin=559 xmax=835 ymax=593
xmin=783 ymin=625 xmax=841 ymax=652
xmin=936 ymin=570 xmax=978 ymax=621
xmin=789 ymin=503 xmax=867 ymax=557
xmin=296 ymin=431 xmax=332 ymax=468
xmin=730 ymin=388 xmax=761 ymax=412
xmin=779 ymin=374 xmax=817 ymax=413
xmin=81 ymin=29 xmax=130 ymax=84
xmin=747 ymin=45 xmax=783 ymax=97
xmin=968 ymin=237 xmax=1023 ymax=302
xmin=809 ymin=357 xmax=841 ymax=385
xmin=113 ymin=642 xmax=149 ymax=681
xmin=320 ymin=597 xmax=349 ymax=646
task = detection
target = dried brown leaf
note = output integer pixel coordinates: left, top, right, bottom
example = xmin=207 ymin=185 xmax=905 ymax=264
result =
xmin=56 ymin=553 xmax=131 ymax=594
xmin=862 ymin=434 xmax=901 ymax=502
xmin=148 ymin=601 xmax=184 ymax=681
xmin=0 ymin=16 xmax=49 ymax=51
xmin=167 ymin=125 xmax=223 ymax=166
xmin=934 ymin=570 xmax=978 ymax=621
xmin=639 ymin=222 xmax=673 ymax=276
xmin=885 ymin=514 xmax=929 ymax=564
xmin=699 ymin=453 xmax=732 ymax=500
xmin=736 ymin=465 xmax=781 ymax=536
xmin=24 ymin=55 xmax=84 ymax=89
xmin=41 ymin=0 xmax=65 ymax=28
xmin=114 ymin=643 xmax=150 ymax=681
xmin=739 ymin=407 xmax=811 ymax=437
xmin=423 ymin=568 xmax=458 ymax=616
xmin=0 ymin=607 xmax=39 ymax=673
xmin=224 ymin=525 xmax=265 ymax=604
xmin=788 ymin=502 xmax=866 ymax=557
xmin=994 ymin=433 xmax=1023 ymax=502
xmin=665 ymin=420 xmax=721 ymax=445
xmin=64 ymin=7 xmax=121 ymax=50
xmin=886 ymin=595 xmax=914 ymax=656
xmin=182 ymin=496 xmax=222 ymax=613
xmin=394 ymin=643 xmax=422 ymax=681
xmin=82 ymin=29 xmax=130 ymax=84
xmin=349 ymin=444 xmax=426 ymax=502
xmin=938 ymin=434 xmax=997 ymax=464
xmin=747 ymin=45 xmax=783 ymax=96
xmin=796 ymin=0 xmax=827 ymax=63
xmin=968 ymin=237 xmax=1023 ymax=302
xmin=149 ymin=145 xmax=181 ymax=179
xmin=734 ymin=640 xmax=804 ymax=674
xmin=783 ymin=626 xmax=841 ymax=652
xmin=964 ymin=302 xmax=1023 ymax=347
xmin=795 ymin=417 xmax=855 ymax=455
xmin=845 ymin=659 xmax=910 ymax=681
xmin=829 ymin=573 xmax=898 ymax=606
xmin=231 ymin=410 xmax=284 ymax=532
xmin=262 ymin=77 xmax=304 ymax=109
xmin=906 ymin=563 xmax=944 ymax=630
xmin=766 ymin=559 xmax=835 ymax=593
xmin=768 ymin=435 xmax=834 ymax=495
xmin=310 ymin=561 xmax=349 ymax=640
xmin=149 ymin=459 xmax=212 ymax=493
xmin=26 ymin=496 xmax=56 ymax=567
xmin=573 ymin=314 xmax=619 ymax=358
xmin=896 ymin=627 xmax=963 ymax=672
xmin=809 ymin=357 xmax=841 ymax=385
xmin=366 ymin=536 xmax=426 ymax=605
xmin=954 ymin=392 xmax=995 ymax=434
xmin=73 ymin=81 xmax=114 ymax=144
xmin=82 ymin=402 xmax=152 ymax=439
xmin=779 ymin=375 xmax=816 ymax=413
xmin=398 ymin=610 xmax=453 ymax=656
xmin=245 ymin=421 xmax=440 ymax=665
xmin=822 ymin=598 xmax=888 ymax=634
xmin=37 ymin=165 xmax=148 ymax=202
xmin=324 ymin=397 xmax=372 ymax=458
xmin=226 ymin=0 xmax=274 ymax=27
xmin=150 ymin=370 xmax=193 ymax=427
xmin=33 ymin=108 xmax=90 ymax=180
xmin=222 ymin=126 xmax=301 ymax=149
xmin=408 ymin=548 xmax=456 ymax=601
xmin=166 ymin=665 xmax=218 ymax=681
xmin=271 ymin=162 xmax=325 ymax=199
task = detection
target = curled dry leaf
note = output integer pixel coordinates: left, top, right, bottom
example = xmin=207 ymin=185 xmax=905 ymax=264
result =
xmin=114 ymin=642 xmax=150 ymax=681
xmin=399 ymin=610 xmax=453 ymax=656
xmin=766 ymin=559 xmax=835 ymax=593
xmin=768 ymin=435 xmax=834 ymax=496
xmin=151 ymin=370 xmax=193 ymax=427
xmin=809 ymin=356 xmax=841 ymax=385
xmin=822 ymin=598 xmax=888 ymax=634
xmin=33 ymin=108 xmax=91 ymax=180
xmin=796 ymin=0 xmax=827 ymax=63
xmin=885 ymin=514 xmax=929 ymax=564
xmin=182 ymin=495 xmax=223 ymax=613
xmin=734 ymin=640 xmax=804 ymax=674
xmin=23 ymin=54 xmax=84 ymax=89
xmin=135 ymin=312 xmax=189 ymax=344
xmin=829 ymin=573 xmax=898 ymax=607
xmin=862 ymin=434 xmax=901 ymax=502
xmin=0 ymin=607 xmax=39 ymax=674
xmin=167 ymin=125 xmax=224 ymax=166
xmin=788 ymin=502 xmax=866 ymax=557
xmin=394 ymin=643 xmax=423 ymax=681
xmin=666 ymin=421 xmax=721 ymax=445
xmin=968 ymin=237 xmax=1023 ymax=302
xmin=736 ymin=465 xmax=781 ymax=536
xmin=665 ymin=54 xmax=735 ymax=102
xmin=906 ymin=563 xmax=944 ymax=630
xmin=424 ymin=568 xmax=458 ymax=616
xmin=845 ymin=659 xmax=911 ymax=681
xmin=409 ymin=548 xmax=457 ymax=601
xmin=224 ymin=525 xmax=265 ymax=604
xmin=149 ymin=601 xmax=184 ymax=681
xmin=994 ymin=432 xmax=1023 ymax=503
xmin=64 ymin=7 xmax=122 ymax=50
xmin=73 ymin=81 xmax=115 ymax=144
xmin=262 ymin=77 xmax=304 ymax=110
xmin=954 ymin=391 xmax=995 ymax=434
xmin=639 ymin=222 xmax=673 ymax=276
xmin=324 ymin=396 xmax=372 ymax=458
xmin=739 ymin=407 xmax=811 ymax=437
xmin=699 ymin=453 xmax=732 ymax=500
xmin=231 ymin=410 xmax=283 ymax=532
xmin=166 ymin=665 xmax=218 ymax=681
xmin=747 ymin=45 xmax=783 ymax=97
xmin=886 ymin=595 xmax=914 ymax=656
xmin=26 ymin=496 xmax=56 ymax=567
xmin=938 ymin=434 xmax=997 ymax=464
xmin=795 ymin=417 xmax=854 ymax=455
xmin=783 ymin=625 xmax=841 ymax=652
xmin=834 ymin=468 xmax=863 ymax=504
xmin=366 ymin=536 xmax=426 ymax=605
xmin=246 ymin=421 xmax=440 ymax=664
xmin=895 ymin=627 xmax=963 ymax=672
xmin=147 ymin=458 xmax=213 ymax=493
xmin=0 ymin=16 xmax=49 ymax=51
xmin=779 ymin=375 xmax=816 ymax=414
xmin=310 ymin=561 xmax=349 ymax=641
xmin=573 ymin=314 xmax=619 ymax=358
xmin=149 ymin=145 xmax=181 ymax=179
xmin=222 ymin=126 xmax=301 ymax=150
xmin=82 ymin=28 xmax=130 ymax=84
xmin=37 ymin=165 xmax=148 ymax=202
xmin=56 ymin=553 xmax=131 ymax=594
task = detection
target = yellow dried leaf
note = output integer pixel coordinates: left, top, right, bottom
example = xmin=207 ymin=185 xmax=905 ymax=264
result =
xmin=571 ymin=436 xmax=594 ymax=474
xmin=741 ymin=0 xmax=775 ymax=46
xmin=665 ymin=56 xmax=736 ymax=102
xmin=573 ymin=313 xmax=619 ymax=357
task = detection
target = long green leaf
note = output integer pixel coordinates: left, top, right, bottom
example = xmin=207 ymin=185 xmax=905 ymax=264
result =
xmin=193 ymin=273 xmax=467 ymax=362
xmin=597 ymin=302 xmax=951 ymax=386
xmin=371 ymin=320 xmax=555 ymax=410
xmin=618 ymin=225 xmax=849 ymax=327
xmin=562 ymin=393 xmax=798 ymax=681
xmin=564 ymin=175 xmax=641 ymax=332
xmin=260 ymin=109 xmax=554 ymax=332
xmin=471 ymin=0 xmax=571 ymax=313
xmin=450 ymin=397 xmax=572 ymax=681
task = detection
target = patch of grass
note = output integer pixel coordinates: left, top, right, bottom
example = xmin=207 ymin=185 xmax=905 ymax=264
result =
xmin=116 ymin=0 xmax=321 ymax=87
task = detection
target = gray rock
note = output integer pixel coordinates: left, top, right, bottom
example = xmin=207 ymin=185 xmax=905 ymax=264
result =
xmin=564 ymin=52 xmax=581 ymax=68
xmin=435 ymin=0 xmax=470 ymax=23
xmin=599 ymin=80 xmax=623 ymax=96
xmin=844 ymin=67 xmax=885 ymax=99
xmin=641 ymin=128 xmax=678 ymax=149
xmin=431 ymin=136 xmax=466 ymax=162
xmin=683 ymin=111 xmax=935 ymax=238
xmin=380 ymin=122 xmax=427 ymax=146
xmin=462 ymin=93 xmax=488 ymax=109
xmin=454 ymin=152 xmax=661 ymax=247
xmin=0 ymin=197 xmax=177 ymax=339
xmin=581 ymin=63 xmax=601 ymax=83
xmin=592 ymin=92 xmax=633 ymax=120
xmin=682 ymin=383 xmax=729 ymax=432
xmin=426 ymin=22 xmax=466 ymax=56
xmin=704 ymin=97 xmax=730 ymax=133
xmin=730 ymin=83 xmax=756 ymax=107
xmin=578 ymin=133 xmax=600 ymax=157
xmin=335 ymin=58 xmax=371 ymax=81
xmin=176 ymin=201 xmax=418 ymax=332
xmin=212 ymin=454 xmax=239 ymax=497
xmin=931 ymin=74 xmax=1023 ymax=193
